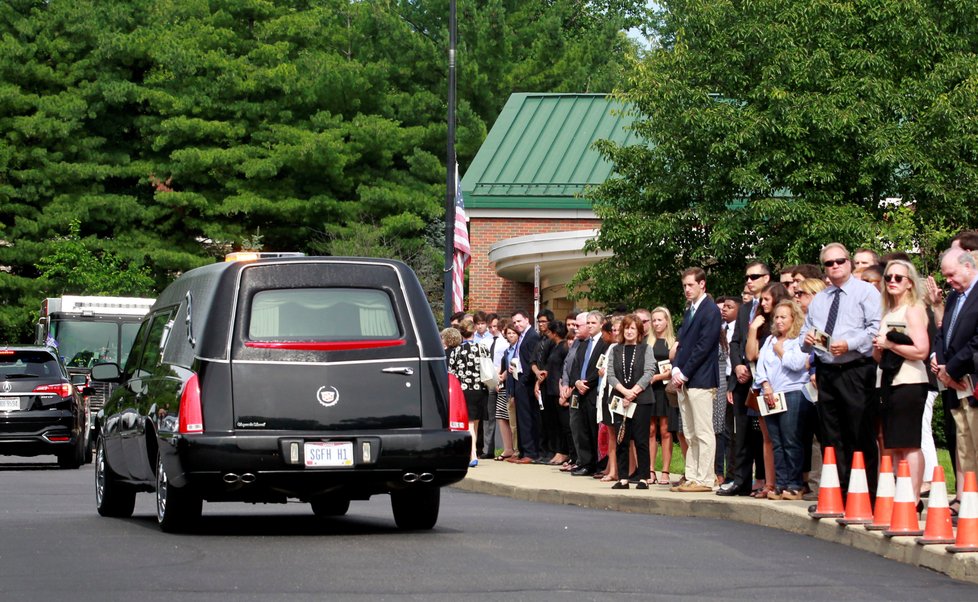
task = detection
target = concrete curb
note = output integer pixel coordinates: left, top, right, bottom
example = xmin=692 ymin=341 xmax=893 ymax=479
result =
xmin=452 ymin=461 xmax=978 ymax=584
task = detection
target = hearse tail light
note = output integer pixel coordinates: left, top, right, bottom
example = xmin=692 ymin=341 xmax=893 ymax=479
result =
xmin=447 ymin=373 xmax=468 ymax=431
xmin=33 ymin=383 xmax=72 ymax=398
xmin=178 ymin=373 xmax=204 ymax=434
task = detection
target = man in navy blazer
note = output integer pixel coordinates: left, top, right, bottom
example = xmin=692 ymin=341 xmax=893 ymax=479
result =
xmin=509 ymin=310 xmax=542 ymax=463
xmin=670 ymin=267 xmax=722 ymax=492
xmin=933 ymin=248 xmax=978 ymax=497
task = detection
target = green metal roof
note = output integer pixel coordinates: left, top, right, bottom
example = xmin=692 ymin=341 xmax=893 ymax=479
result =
xmin=461 ymin=93 xmax=640 ymax=210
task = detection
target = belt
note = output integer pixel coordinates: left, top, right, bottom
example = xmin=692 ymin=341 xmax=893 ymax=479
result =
xmin=814 ymin=357 xmax=875 ymax=370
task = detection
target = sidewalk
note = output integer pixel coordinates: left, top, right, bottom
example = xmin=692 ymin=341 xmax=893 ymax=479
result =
xmin=452 ymin=460 xmax=978 ymax=584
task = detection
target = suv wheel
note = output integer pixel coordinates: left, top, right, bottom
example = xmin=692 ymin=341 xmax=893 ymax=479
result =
xmin=310 ymin=496 xmax=351 ymax=517
xmin=58 ymin=436 xmax=85 ymax=469
xmin=156 ymin=452 xmax=202 ymax=533
xmin=95 ymin=438 xmax=135 ymax=517
xmin=390 ymin=486 xmax=440 ymax=530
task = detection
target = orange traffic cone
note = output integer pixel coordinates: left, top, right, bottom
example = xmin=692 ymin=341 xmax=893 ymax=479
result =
xmin=947 ymin=471 xmax=978 ymax=553
xmin=917 ymin=466 xmax=955 ymax=545
xmin=865 ymin=455 xmax=894 ymax=531
xmin=837 ymin=451 xmax=873 ymax=525
xmin=884 ymin=460 xmax=923 ymax=537
xmin=810 ymin=446 xmax=845 ymax=519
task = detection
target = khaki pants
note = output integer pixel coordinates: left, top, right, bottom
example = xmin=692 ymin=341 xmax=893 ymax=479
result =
xmin=679 ymin=387 xmax=717 ymax=487
xmin=952 ymin=404 xmax=978 ymax=483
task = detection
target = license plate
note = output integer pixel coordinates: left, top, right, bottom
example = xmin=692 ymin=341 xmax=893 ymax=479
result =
xmin=0 ymin=397 xmax=21 ymax=411
xmin=304 ymin=441 xmax=354 ymax=468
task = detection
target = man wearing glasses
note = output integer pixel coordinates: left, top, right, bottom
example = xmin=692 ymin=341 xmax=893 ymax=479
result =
xmin=801 ymin=243 xmax=881 ymax=501
xmin=718 ymin=262 xmax=770 ymax=496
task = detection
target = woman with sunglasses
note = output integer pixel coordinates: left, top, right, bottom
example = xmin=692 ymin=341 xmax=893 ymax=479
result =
xmin=745 ymin=282 xmax=791 ymax=498
xmin=872 ymin=260 xmax=931 ymax=504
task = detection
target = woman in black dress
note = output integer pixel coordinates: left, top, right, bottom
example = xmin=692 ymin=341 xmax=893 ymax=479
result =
xmin=647 ymin=307 xmax=676 ymax=486
xmin=448 ymin=318 xmax=489 ymax=467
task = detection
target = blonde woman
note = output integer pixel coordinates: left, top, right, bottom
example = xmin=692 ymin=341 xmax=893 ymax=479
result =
xmin=753 ymin=300 xmax=810 ymax=499
xmin=872 ymin=259 xmax=930 ymax=504
xmin=648 ymin=307 xmax=677 ymax=485
xmin=793 ymin=278 xmax=826 ymax=315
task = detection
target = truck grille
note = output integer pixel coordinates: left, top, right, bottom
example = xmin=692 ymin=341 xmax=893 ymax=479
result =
xmin=88 ymin=380 xmax=111 ymax=412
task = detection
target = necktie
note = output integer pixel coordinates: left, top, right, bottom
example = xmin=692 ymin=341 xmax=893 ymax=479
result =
xmin=824 ymin=289 xmax=842 ymax=336
xmin=749 ymin=300 xmax=757 ymax=321
xmin=580 ymin=337 xmax=594 ymax=381
xmin=947 ymin=293 xmax=966 ymax=342
xmin=690 ymin=303 xmax=697 ymax=320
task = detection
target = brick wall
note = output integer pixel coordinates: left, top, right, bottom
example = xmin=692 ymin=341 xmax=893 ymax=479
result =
xmin=465 ymin=217 xmax=601 ymax=315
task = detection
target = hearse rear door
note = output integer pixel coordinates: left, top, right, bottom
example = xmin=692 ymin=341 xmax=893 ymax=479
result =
xmin=228 ymin=261 xmax=422 ymax=433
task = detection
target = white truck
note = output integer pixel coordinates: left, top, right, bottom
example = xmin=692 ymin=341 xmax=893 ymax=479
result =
xmin=35 ymin=296 xmax=155 ymax=457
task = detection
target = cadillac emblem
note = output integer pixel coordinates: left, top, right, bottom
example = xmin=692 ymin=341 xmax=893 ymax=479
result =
xmin=316 ymin=386 xmax=339 ymax=408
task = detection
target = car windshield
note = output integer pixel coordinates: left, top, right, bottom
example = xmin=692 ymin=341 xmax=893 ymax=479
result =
xmin=50 ymin=320 xmax=120 ymax=367
xmin=248 ymin=288 xmax=400 ymax=340
xmin=0 ymin=351 xmax=62 ymax=380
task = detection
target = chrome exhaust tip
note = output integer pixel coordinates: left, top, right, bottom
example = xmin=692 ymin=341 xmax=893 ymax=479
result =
xmin=223 ymin=473 xmax=240 ymax=484
xmin=402 ymin=472 xmax=419 ymax=483
xmin=239 ymin=473 xmax=256 ymax=484
xmin=418 ymin=472 xmax=434 ymax=483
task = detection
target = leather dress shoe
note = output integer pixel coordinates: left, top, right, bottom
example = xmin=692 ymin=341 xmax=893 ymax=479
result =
xmin=513 ymin=457 xmax=534 ymax=464
xmin=571 ymin=467 xmax=595 ymax=477
xmin=716 ymin=484 xmax=750 ymax=497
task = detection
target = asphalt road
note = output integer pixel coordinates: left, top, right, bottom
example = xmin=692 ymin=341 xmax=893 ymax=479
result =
xmin=1 ymin=456 xmax=975 ymax=601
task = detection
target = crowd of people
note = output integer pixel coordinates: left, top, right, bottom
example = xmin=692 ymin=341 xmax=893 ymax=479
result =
xmin=443 ymin=234 xmax=978 ymax=520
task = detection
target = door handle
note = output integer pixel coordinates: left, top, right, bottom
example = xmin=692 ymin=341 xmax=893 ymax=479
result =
xmin=381 ymin=367 xmax=414 ymax=376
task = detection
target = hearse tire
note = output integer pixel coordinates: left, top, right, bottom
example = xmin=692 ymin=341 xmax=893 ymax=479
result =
xmin=156 ymin=452 xmax=202 ymax=533
xmin=391 ymin=486 xmax=440 ymax=530
xmin=95 ymin=438 xmax=135 ymax=518
xmin=310 ymin=496 xmax=351 ymax=517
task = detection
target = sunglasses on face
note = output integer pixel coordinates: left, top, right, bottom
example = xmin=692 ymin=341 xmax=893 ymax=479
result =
xmin=823 ymin=258 xmax=847 ymax=267
xmin=793 ymin=291 xmax=808 ymax=298
xmin=883 ymin=273 xmax=906 ymax=283
xmin=745 ymin=273 xmax=766 ymax=281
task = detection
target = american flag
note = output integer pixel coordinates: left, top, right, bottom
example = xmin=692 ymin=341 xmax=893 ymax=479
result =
xmin=452 ymin=164 xmax=470 ymax=312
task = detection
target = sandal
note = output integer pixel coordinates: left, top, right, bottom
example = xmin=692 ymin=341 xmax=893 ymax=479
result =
xmin=494 ymin=452 xmax=516 ymax=461
xmin=659 ymin=472 xmax=672 ymax=486
xmin=600 ymin=474 xmax=617 ymax=482
xmin=753 ymin=486 xmax=775 ymax=499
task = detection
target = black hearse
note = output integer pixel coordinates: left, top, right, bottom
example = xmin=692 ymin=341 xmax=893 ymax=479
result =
xmin=92 ymin=256 xmax=470 ymax=532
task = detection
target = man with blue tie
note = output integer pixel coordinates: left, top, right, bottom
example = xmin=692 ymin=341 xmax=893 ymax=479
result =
xmin=569 ymin=311 xmax=608 ymax=476
xmin=932 ymin=248 xmax=978 ymax=501
xmin=670 ymin=267 xmax=722 ymax=492
xmin=801 ymin=243 xmax=881 ymax=500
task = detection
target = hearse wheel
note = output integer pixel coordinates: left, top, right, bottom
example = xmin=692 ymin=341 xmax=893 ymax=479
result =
xmin=390 ymin=486 xmax=440 ymax=530
xmin=95 ymin=437 xmax=135 ymax=518
xmin=310 ymin=496 xmax=351 ymax=517
xmin=156 ymin=452 xmax=202 ymax=533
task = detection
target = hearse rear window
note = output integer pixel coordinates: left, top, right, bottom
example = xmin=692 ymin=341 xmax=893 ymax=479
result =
xmin=249 ymin=288 xmax=400 ymax=340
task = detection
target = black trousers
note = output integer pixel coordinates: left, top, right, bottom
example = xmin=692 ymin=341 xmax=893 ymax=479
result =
xmin=513 ymin=380 xmax=541 ymax=460
xmin=569 ymin=392 xmax=599 ymax=469
xmin=727 ymin=381 xmax=754 ymax=490
xmin=615 ymin=403 xmax=653 ymax=480
xmin=816 ymin=359 xmax=879 ymax=498
xmin=541 ymin=391 xmax=563 ymax=455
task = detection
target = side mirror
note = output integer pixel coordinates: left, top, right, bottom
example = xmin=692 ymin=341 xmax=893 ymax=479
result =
xmin=70 ymin=374 xmax=88 ymax=386
xmin=91 ymin=362 xmax=121 ymax=383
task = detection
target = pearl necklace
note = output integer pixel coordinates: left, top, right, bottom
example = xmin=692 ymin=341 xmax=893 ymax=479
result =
xmin=622 ymin=344 xmax=638 ymax=385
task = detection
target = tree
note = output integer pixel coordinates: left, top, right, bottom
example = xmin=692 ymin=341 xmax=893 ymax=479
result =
xmin=0 ymin=0 xmax=641 ymax=340
xmin=576 ymin=0 xmax=978 ymax=311
xmin=35 ymin=220 xmax=155 ymax=297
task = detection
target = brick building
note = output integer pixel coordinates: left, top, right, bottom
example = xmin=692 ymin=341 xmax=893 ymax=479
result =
xmin=460 ymin=93 xmax=638 ymax=318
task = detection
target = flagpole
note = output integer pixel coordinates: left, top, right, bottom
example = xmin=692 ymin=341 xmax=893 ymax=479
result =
xmin=443 ymin=0 xmax=457 ymax=327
